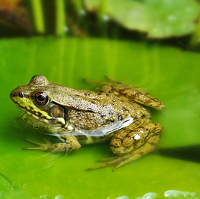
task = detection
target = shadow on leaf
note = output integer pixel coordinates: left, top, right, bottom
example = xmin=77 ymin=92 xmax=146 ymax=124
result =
xmin=158 ymin=144 xmax=200 ymax=163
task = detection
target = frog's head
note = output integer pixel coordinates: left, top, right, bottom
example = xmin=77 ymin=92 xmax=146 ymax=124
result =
xmin=10 ymin=75 xmax=66 ymax=126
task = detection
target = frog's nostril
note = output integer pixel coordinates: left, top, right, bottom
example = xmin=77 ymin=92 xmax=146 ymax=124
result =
xmin=19 ymin=92 xmax=24 ymax=98
xmin=10 ymin=89 xmax=23 ymax=99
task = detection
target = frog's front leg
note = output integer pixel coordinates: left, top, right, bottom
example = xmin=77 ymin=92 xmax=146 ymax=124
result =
xmin=24 ymin=134 xmax=81 ymax=153
xmin=86 ymin=122 xmax=163 ymax=171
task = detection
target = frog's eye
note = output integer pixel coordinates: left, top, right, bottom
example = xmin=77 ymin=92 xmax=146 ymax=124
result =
xmin=34 ymin=92 xmax=49 ymax=105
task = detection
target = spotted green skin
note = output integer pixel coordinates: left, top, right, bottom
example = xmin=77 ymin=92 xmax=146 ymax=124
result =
xmin=10 ymin=75 xmax=165 ymax=170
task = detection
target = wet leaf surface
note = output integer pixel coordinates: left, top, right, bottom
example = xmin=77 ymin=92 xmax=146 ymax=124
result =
xmin=0 ymin=37 xmax=200 ymax=198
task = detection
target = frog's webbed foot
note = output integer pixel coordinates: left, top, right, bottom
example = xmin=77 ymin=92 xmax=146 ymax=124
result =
xmin=86 ymin=156 xmax=125 ymax=171
xmin=86 ymin=144 xmax=158 ymax=171
xmin=23 ymin=135 xmax=81 ymax=153
xmin=86 ymin=146 xmax=157 ymax=171
xmin=86 ymin=151 xmax=147 ymax=171
xmin=23 ymin=138 xmax=73 ymax=153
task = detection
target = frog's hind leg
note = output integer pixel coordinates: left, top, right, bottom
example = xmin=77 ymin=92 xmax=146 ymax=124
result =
xmin=101 ymin=84 xmax=165 ymax=110
xmin=86 ymin=122 xmax=163 ymax=171
xmin=85 ymin=77 xmax=165 ymax=110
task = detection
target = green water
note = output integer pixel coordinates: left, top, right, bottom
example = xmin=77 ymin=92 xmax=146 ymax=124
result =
xmin=0 ymin=37 xmax=200 ymax=199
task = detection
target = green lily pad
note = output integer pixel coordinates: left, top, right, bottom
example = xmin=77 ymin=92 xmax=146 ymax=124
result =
xmin=84 ymin=0 xmax=200 ymax=38
xmin=0 ymin=37 xmax=200 ymax=198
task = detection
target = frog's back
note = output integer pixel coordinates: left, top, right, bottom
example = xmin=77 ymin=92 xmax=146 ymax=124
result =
xmin=64 ymin=88 xmax=151 ymax=131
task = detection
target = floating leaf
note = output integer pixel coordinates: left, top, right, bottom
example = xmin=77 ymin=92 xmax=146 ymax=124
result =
xmin=84 ymin=0 xmax=200 ymax=38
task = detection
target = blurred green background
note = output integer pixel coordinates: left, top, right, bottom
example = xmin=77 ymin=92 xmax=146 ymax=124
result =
xmin=0 ymin=0 xmax=200 ymax=199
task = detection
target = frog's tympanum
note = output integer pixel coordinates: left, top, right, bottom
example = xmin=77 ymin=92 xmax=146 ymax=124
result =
xmin=10 ymin=75 xmax=165 ymax=170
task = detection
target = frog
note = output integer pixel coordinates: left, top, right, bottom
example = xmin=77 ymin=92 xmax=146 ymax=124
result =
xmin=10 ymin=75 xmax=165 ymax=171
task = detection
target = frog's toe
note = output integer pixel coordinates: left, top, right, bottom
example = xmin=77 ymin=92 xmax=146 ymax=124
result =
xmin=83 ymin=77 xmax=114 ymax=86
xmin=97 ymin=156 xmax=120 ymax=162
xmin=112 ymin=159 xmax=131 ymax=171
xmin=23 ymin=138 xmax=43 ymax=147
xmin=104 ymin=76 xmax=121 ymax=84
xmin=23 ymin=138 xmax=74 ymax=153
xmin=23 ymin=138 xmax=53 ymax=151
xmin=85 ymin=162 xmax=114 ymax=171
xmin=23 ymin=146 xmax=44 ymax=151
xmin=23 ymin=143 xmax=57 ymax=152
xmin=86 ymin=156 xmax=123 ymax=171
